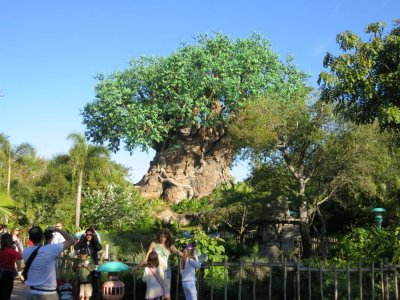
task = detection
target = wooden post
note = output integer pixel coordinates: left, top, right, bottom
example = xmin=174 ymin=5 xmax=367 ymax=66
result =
xmin=394 ymin=264 xmax=398 ymax=300
xmin=269 ymin=265 xmax=272 ymax=300
xmin=381 ymin=262 xmax=384 ymax=300
xmin=284 ymin=259 xmax=287 ymax=300
xmin=253 ymin=258 xmax=256 ymax=300
xmin=210 ymin=261 xmax=214 ymax=300
xmin=346 ymin=263 xmax=351 ymax=300
xmin=384 ymin=258 xmax=389 ymax=300
xmin=296 ymin=261 xmax=300 ymax=300
xmin=224 ymin=258 xmax=228 ymax=300
xmin=238 ymin=260 xmax=242 ymax=300
xmin=308 ymin=265 xmax=311 ymax=300
xmin=359 ymin=261 xmax=363 ymax=300
xmin=176 ymin=263 xmax=180 ymax=300
xmin=320 ymin=264 xmax=324 ymax=299
xmin=133 ymin=265 xmax=136 ymax=300
xmin=334 ymin=264 xmax=338 ymax=300
xmin=372 ymin=263 xmax=375 ymax=300
xmin=197 ymin=263 xmax=202 ymax=300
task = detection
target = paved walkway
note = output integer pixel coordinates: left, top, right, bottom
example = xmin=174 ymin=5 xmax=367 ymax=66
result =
xmin=11 ymin=278 xmax=27 ymax=299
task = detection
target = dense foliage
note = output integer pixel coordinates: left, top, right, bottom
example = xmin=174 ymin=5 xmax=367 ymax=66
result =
xmin=81 ymin=183 xmax=153 ymax=230
xmin=83 ymin=33 xmax=308 ymax=153
xmin=335 ymin=226 xmax=400 ymax=265
xmin=319 ymin=20 xmax=400 ymax=131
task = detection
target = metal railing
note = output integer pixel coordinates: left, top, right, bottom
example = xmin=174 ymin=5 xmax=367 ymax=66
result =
xmin=57 ymin=257 xmax=400 ymax=300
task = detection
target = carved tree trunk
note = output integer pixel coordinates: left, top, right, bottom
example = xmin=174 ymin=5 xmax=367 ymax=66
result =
xmin=137 ymin=127 xmax=232 ymax=203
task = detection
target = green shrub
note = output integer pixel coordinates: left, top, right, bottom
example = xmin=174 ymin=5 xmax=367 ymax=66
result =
xmin=175 ymin=228 xmax=226 ymax=279
xmin=334 ymin=226 xmax=398 ymax=265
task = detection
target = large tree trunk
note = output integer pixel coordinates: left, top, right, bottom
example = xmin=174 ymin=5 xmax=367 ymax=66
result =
xmin=298 ymin=179 xmax=313 ymax=259
xmin=137 ymin=127 xmax=231 ymax=203
xmin=299 ymin=203 xmax=312 ymax=259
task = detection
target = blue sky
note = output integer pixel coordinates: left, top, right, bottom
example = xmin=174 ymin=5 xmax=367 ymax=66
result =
xmin=0 ymin=1 xmax=399 ymax=182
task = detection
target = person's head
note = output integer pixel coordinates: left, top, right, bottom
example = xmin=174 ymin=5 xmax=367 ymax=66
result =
xmin=78 ymin=247 xmax=89 ymax=260
xmin=29 ymin=226 xmax=44 ymax=244
xmin=44 ymin=228 xmax=54 ymax=244
xmin=156 ymin=228 xmax=171 ymax=248
xmin=55 ymin=223 xmax=62 ymax=230
xmin=183 ymin=244 xmax=195 ymax=259
xmin=12 ymin=227 xmax=20 ymax=237
xmin=85 ymin=229 xmax=94 ymax=241
xmin=0 ymin=233 xmax=14 ymax=249
xmin=147 ymin=250 xmax=159 ymax=268
xmin=0 ymin=224 xmax=8 ymax=233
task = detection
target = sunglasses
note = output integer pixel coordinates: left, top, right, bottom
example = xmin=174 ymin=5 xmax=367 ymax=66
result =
xmin=86 ymin=233 xmax=93 ymax=236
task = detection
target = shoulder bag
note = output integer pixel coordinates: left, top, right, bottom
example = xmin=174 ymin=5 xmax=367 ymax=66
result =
xmin=21 ymin=246 xmax=42 ymax=282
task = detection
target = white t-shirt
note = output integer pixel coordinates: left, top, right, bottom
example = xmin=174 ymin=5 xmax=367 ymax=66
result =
xmin=23 ymin=243 xmax=64 ymax=294
xmin=51 ymin=232 xmax=66 ymax=244
xmin=142 ymin=266 xmax=165 ymax=299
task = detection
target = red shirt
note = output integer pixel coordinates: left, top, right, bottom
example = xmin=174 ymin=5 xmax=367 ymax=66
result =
xmin=0 ymin=247 xmax=22 ymax=271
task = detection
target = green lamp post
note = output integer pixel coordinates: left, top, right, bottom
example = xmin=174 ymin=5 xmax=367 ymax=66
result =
xmin=371 ymin=207 xmax=386 ymax=229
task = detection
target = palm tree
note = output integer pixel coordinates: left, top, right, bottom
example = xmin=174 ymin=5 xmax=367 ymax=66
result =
xmin=67 ymin=133 xmax=110 ymax=228
xmin=0 ymin=134 xmax=36 ymax=194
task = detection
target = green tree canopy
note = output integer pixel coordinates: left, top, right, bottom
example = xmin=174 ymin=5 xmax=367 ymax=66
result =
xmin=82 ymin=33 xmax=309 ymax=202
xmin=319 ymin=20 xmax=400 ymax=131
xmin=83 ymin=33 xmax=309 ymax=153
xmin=229 ymin=94 xmax=396 ymax=257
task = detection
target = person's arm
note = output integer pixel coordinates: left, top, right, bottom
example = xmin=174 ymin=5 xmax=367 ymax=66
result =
xmin=92 ymin=233 xmax=102 ymax=251
xmin=14 ymin=239 xmax=23 ymax=254
xmin=189 ymin=258 xmax=202 ymax=269
xmin=74 ymin=239 xmax=82 ymax=252
xmin=142 ymin=242 xmax=156 ymax=265
xmin=170 ymin=245 xmax=183 ymax=257
xmin=13 ymin=249 xmax=23 ymax=260
xmin=54 ymin=228 xmax=75 ymax=250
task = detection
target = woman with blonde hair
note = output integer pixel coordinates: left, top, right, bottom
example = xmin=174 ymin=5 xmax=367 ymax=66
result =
xmin=180 ymin=245 xmax=202 ymax=300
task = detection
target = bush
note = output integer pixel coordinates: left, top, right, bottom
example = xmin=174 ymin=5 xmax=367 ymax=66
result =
xmin=334 ymin=226 xmax=398 ymax=265
xmin=81 ymin=184 xmax=154 ymax=231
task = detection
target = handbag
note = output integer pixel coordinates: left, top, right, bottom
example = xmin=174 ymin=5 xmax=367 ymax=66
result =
xmin=21 ymin=246 xmax=42 ymax=282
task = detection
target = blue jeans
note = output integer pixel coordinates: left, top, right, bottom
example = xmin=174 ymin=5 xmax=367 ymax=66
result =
xmin=182 ymin=281 xmax=197 ymax=300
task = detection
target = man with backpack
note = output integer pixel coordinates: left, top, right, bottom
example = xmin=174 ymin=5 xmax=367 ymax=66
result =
xmin=23 ymin=226 xmax=75 ymax=300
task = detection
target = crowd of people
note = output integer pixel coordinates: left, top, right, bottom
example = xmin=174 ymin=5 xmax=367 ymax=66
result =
xmin=0 ymin=225 xmax=205 ymax=300
xmin=0 ymin=223 xmax=103 ymax=300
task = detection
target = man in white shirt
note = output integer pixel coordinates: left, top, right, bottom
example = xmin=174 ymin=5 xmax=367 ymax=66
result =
xmin=23 ymin=226 xmax=75 ymax=299
xmin=51 ymin=223 xmax=66 ymax=245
